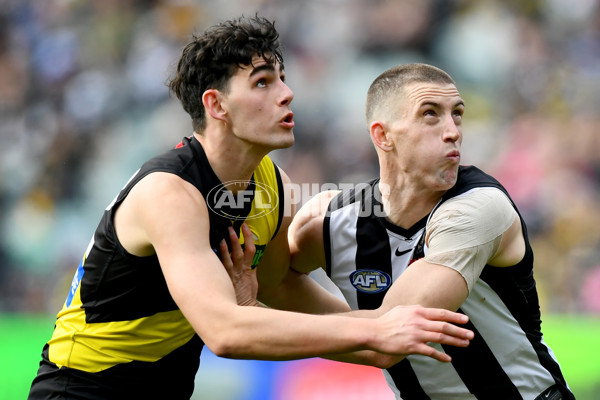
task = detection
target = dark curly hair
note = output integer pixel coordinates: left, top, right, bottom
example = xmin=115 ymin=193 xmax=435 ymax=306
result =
xmin=168 ymin=15 xmax=283 ymax=133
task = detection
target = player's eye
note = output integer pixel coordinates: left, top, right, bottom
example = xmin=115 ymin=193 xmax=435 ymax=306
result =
xmin=256 ymin=78 xmax=267 ymax=88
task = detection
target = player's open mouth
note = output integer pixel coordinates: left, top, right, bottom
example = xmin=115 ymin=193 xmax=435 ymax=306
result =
xmin=281 ymin=112 xmax=294 ymax=128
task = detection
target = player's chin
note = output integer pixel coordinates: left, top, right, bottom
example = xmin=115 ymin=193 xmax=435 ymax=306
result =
xmin=273 ymin=132 xmax=295 ymax=149
xmin=438 ymin=170 xmax=458 ymax=189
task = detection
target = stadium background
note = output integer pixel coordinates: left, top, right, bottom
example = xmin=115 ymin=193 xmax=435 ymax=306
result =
xmin=0 ymin=0 xmax=599 ymax=398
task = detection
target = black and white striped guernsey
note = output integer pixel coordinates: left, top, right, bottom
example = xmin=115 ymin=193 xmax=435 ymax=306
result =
xmin=323 ymin=165 xmax=574 ymax=400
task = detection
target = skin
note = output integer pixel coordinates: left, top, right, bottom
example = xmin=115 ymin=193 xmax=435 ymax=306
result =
xmin=110 ymin=58 xmax=474 ymax=364
xmin=373 ymin=82 xmax=525 ymax=313
xmin=374 ymin=82 xmax=465 ymax=227
xmin=288 ymin=80 xmax=526 ymax=339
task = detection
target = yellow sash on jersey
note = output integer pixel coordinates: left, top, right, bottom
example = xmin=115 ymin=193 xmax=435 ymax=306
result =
xmin=48 ymin=156 xmax=282 ymax=372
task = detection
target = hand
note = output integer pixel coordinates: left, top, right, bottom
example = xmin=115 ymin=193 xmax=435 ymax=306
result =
xmin=374 ymin=305 xmax=473 ymax=362
xmin=220 ymin=223 xmax=259 ymax=307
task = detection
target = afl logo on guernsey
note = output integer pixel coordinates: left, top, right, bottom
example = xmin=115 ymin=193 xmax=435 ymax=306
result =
xmin=350 ymin=270 xmax=391 ymax=293
xmin=207 ymin=180 xmax=279 ymax=220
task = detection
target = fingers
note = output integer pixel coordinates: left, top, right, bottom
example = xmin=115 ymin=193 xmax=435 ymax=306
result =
xmin=219 ymin=239 xmax=232 ymax=270
xmin=380 ymin=305 xmax=475 ymax=362
xmin=221 ymin=224 xmax=259 ymax=307
xmin=240 ymin=223 xmax=256 ymax=265
xmin=424 ymin=308 xmax=470 ymax=326
xmin=419 ymin=327 xmax=471 ymax=348
xmin=418 ymin=308 xmax=474 ymax=341
xmin=227 ymin=226 xmax=242 ymax=259
xmin=399 ymin=328 xmax=470 ymax=363
xmin=226 ymin=224 xmax=256 ymax=266
xmin=411 ymin=308 xmax=474 ymax=362
xmin=413 ymin=343 xmax=453 ymax=363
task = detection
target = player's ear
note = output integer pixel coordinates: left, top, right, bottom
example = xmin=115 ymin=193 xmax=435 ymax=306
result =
xmin=202 ymin=89 xmax=227 ymax=122
xmin=370 ymin=121 xmax=393 ymax=152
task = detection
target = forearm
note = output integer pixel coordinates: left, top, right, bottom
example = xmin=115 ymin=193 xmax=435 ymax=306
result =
xmin=322 ymin=350 xmax=404 ymax=369
xmin=259 ymin=269 xmax=351 ymax=314
xmin=206 ymin=304 xmax=376 ymax=360
xmin=204 ymin=301 xmax=473 ymax=364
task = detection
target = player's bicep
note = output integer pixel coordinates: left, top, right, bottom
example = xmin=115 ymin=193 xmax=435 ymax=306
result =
xmin=381 ymin=259 xmax=468 ymax=312
xmin=134 ymin=173 xmax=237 ymax=332
xmin=381 ymin=188 xmax=516 ymax=312
xmin=424 ymin=188 xmax=516 ymax=291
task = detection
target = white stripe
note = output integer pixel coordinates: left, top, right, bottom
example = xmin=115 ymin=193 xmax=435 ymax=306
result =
xmin=461 ymin=281 xmax=556 ymax=400
xmin=401 ymin=280 xmax=557 ymax=399
xmin=328 ymin=202 xmax=361 ymax=309
xmin=381 ymin=369 xmax=402 ymax=399
xmin=407 ymin=349 xmax=474 ymax=400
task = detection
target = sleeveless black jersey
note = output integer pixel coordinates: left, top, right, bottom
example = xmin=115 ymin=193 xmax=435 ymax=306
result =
xmin=324 ymin=166 xmax=574 ymax=400
xmin=29 ymin=136 xmax=285 ymax=400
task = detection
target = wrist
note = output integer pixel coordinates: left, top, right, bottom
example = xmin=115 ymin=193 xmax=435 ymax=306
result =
xmin=240 ymin=299 xmax=264 ymax=307
xmin=353 ymin=316 xmax=380 ymax=352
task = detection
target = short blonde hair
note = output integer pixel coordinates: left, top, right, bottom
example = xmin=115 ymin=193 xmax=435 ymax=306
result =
xmin=365 ymin=63 xmax=456 ymax=125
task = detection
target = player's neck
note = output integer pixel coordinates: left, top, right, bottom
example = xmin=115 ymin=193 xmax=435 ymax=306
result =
xmin=379 ymin=172 xmax=444 ymax=229
xmin=194 ymin=132 xmax=265 ymax=192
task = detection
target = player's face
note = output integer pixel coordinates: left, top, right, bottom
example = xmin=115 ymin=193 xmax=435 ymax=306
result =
xmin=389 ymin=82 xmax=464 ymax=191
xmin=221 ymin=56 xmax=295 ymax=151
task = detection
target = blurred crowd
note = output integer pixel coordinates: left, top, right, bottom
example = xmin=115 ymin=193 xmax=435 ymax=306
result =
xmin=0 ymin=0 xmax=599 ymax=315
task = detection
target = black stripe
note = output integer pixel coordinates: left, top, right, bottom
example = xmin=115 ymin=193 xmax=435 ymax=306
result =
xmin=442 ymin=312 xmax=522 ymax=399
xmin=354 ymin=184 xmax=392 ymax=310
xmin=230 ymin=177 xmax=255 ymax=234
xmin=387 ymin=360 xmax=430 ymax=399
xmin=323 ymin=213 xmax=333 ymax=278
xmin=186 ymin=137 xmax=236 ymax=249
xmin=271 ymin=162 xmax=285 ymax=240
xmin=324 ymin=191 xmax=349 ymax=278
xmin=82 ymin=245 xmax=178 ymax=322
xmin=480 ymin=266 xmax=575 ymax=399
xmin=436 ymin=167 xmax=524 ymax=398
xmin=30 ymin=337 xmax=202 ymax=399
xmin=381 ymin=213 xmax=428 ymax=238
xmin=533 ymin=342 xmax=575 ymax=399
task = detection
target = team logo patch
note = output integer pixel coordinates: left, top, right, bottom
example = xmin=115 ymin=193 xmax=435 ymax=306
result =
xmin=349 ymin=270 xmax=391 ymax=293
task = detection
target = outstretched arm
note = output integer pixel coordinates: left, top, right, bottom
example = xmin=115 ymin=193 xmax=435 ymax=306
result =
xmin=222 ymin=220 xmax=472 ymax=365
xmin=117 ymin=171 xmax=472 ymax=362
xmin=223 ymin=187 xmax=473 ymax=365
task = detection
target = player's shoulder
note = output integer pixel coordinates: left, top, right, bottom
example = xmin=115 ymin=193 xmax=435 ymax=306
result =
xmin=450 ymin=165 xmax=505 ymax=196
xmin=327 ymin=178 xmax=380 ymax=213
xmin=442 ymin=186 xmax=511 ymax=212
xmin=297 ymin=190 xmax=340 ymax=222
xmin=432 ymin=187 xmax=515 ymax=241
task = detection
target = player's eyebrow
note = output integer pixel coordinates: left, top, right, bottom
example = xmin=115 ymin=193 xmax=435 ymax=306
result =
xmin=249 ymin=63 xmax=275 ymax=77
xmin=420 ymin=100 xmax=465 ymax=109
xmin=249 ymin=62 xmax=284 ymax=78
